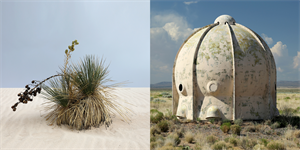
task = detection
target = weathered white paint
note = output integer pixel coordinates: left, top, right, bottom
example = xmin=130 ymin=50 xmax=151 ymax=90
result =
xmin=173 ymin=15 xmax=278 ymax=121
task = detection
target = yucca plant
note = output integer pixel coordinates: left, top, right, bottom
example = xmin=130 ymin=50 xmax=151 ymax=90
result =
xmin=42 ymin=55 xmax=131 ymax=130
xmin=12 ymin=40 xmax=131 ymax=130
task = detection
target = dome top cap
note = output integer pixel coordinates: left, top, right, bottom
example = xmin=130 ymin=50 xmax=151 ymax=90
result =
xmin=214 ymin=15 xmax=235 ymax=25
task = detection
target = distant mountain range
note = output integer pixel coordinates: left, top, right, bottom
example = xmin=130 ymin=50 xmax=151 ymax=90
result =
xmin=151 ymin=81 xmax=300 ymax=89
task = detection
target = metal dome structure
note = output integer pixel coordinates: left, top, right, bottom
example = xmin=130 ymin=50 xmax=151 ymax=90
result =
xmin=172 ymin=15 xmax=278 ymax=121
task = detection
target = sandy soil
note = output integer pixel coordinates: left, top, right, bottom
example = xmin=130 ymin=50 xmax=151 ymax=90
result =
xmin=1 ymin=88 xmax=150 ymax=150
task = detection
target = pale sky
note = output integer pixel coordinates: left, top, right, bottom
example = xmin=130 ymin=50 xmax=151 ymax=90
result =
xmin=1 ymin=0 xmax=150 ymax=88
xmin=151 ymin=1 xmax=300 ymax=84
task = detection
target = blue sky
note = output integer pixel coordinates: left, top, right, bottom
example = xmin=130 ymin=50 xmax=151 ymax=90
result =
xmin=151 ymin=1 xmax=300 ymax=84
xmin=1 ymin=1 xmax=150 ymax=88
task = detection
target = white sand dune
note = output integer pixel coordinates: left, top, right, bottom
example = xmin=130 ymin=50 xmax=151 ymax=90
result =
xmin=0 ymin=88 xmax=150 ymax=150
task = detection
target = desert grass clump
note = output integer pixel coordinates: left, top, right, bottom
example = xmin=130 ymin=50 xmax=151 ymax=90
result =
xmin=175 ymin=127 xmax=184 ymax=138
xmin=166 ymin=133 xmax=181 ymax=146
xmin=239 ymin=137 xmax=257 ymax=150
xmin=184 ymin=131 xmax=194 ymax=143
xmin=225 ymin=136 xmax=239 ymax=146
xmin=230 ymin=124 xmax=241 ymax=135
xmin=220 ymin=122 xmax=231 ymax=133
xmin=150 ymin=109 xmax=164 ymax=123
xmin=264 ymin=119 xmax=272 ymax=126
xmin=206 ymin=135 xmax=218 ymax=145
xmin=157 ymin=120 xmax=169 ymax=132
xmin=253 ymin=144 xmax=267 ymax=150
xmin=151 ymin=125 xmax=161 ymax=136
xmin=266 ymin=140 xmax=286 ymax=150
xmin=285 ymin=129 xmax=300 ymax=140
xmin=245 ymin=124 xmax=257 ymax=132
xmin=42 ymin=54 xmax=131 ymax=130
xmin=260 ymin=138 xmax=269 ymax=147
xmin=271 ymin=122 xmax=280 ymax=129
xmin=211 ymin=141 xmax=232 ymax=150
xmin=234 ymin=118 xmax=243 ymax=126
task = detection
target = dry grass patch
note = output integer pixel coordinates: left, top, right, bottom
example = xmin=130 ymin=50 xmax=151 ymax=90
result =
xmin=184 ymin=131 xmax=195 ymax=143
xmin=266 ymin=140 xmax=286 ymax=150
xmin=206 ymin=135 xmax=218 ymax=145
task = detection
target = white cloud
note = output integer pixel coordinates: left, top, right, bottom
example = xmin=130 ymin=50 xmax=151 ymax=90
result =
xmin=277 ymin=67 xmax=283 ymax=72
xmin=184 ymin=1 xmax=198 ymax=5
xmin=151 ymin=13 xmax=197 ymax=83
xmin=261 ymin=33 xmax=273 ymax=45
xmin=293 ymin=51 xmax=300 ymax=70
xmin=271 ymin=41 xmax=287 ymax=57
xmin=151 ymin=13 xmax=196 ymax=42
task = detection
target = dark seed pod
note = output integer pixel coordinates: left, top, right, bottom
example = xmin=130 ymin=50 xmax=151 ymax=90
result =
xmin=11 ymin=106 xmax=14 ymax=109
xmin=19 ymin=98 xmax=23 ymax=102
xmin=23 ymin=100 xmax=27 ymax=104
xmin=32 ymin=80 xmax=35 ymax=84
xmin=13 ymin=107 xmax=16 ymax=111
xmin=33 ymin=93 xmax=37 ymax=96
xmin=27 ymin=87 xmax=30 ymax=90
xmin=29 ymin=99 xmax=32 ymax=101
xmin=29 ymin=91 xmax=32 ymax=95
xmin=18 ymin=93 xmax=21 ymax=96
xmin=25 ymin=85 xmax=29 ymax=88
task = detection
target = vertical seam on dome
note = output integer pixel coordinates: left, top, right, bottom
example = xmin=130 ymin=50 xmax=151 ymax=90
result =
xmin=172 ymin=23 xmax=216 ymax=116
xmin=192 ymin=22 xmax=219 ymax=120
xmin=226 ymin=22 xmax=236 ymax=121
xmin=236 ymin=23 xmax=274 ymax=119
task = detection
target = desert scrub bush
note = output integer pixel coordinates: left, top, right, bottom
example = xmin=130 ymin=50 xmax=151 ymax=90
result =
xmin=220 ymin=122 xmax=231 ymax=133
xmin=150 ymin=109 xmax=164 ymax=123
xmin=260 ymin=138 xmax=269 ymax=147
xmin=166 ymin=120 xmax=176 ymax=132
xmin=245 ymin=125 xmax=256 ymax=132
xmin=194 ymin=143 xmax=202 ymax=150
xmin=209 ymin=118 xmax=216 ymax=124
xmin=151 ymin=135 xmax=165 ymax=149
xmin=150 ymin=125 xmax=161 ymax=136
xmin=230 ymin=125 xmax=241 ymax=135
xmin=240 ymin=137 xmax=257 ymax=150
xmin=153 ymin=98 xmax=166 ymax=103
xmin=195 ymin=132 xmax=205 ymax=146
xmin=211 ymin=141 xmax=232 ymax=150
xmin=157 ymin=120 xmax=169 ymax=132
xmin=264 ymin=119 xmax=272 ymax=126
xmin=150 ymin=97 xmax=154 ymax=101
xmin=222 ymin=119 xmax=231 ymax=124
xmin=285 ymin=129 xmax=300 ymax=140
xmin=206 ymin=135 xmax=218 ymax=145
xmin=184 ymin=131 xmax=194 ymax=143
xmin=271 ymin=122 xmax=280 ymax=129
xmin=161 ymin=92 xmax=169 ymax=95
xmin=234 ymin=118 xmax=243 ymax=126
xmin=164 ymin=109 xmax=178 ymax=123
xmin=166 ymin=133 xmax=181 ymax=146
xmin=266 ymin=140 xmax=286 ymax=150
xmin=175 ymin=127 xmax=184 ymax=138
xmin=224 ymin=136 xmax=239 ymax=146
xmin=157 ymin=145 xmax=178 ymax=150
xmin=253 ymin=144 xmax=267 ymax=150
xmin=161 ymin=92 xmax=172 ymax=98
